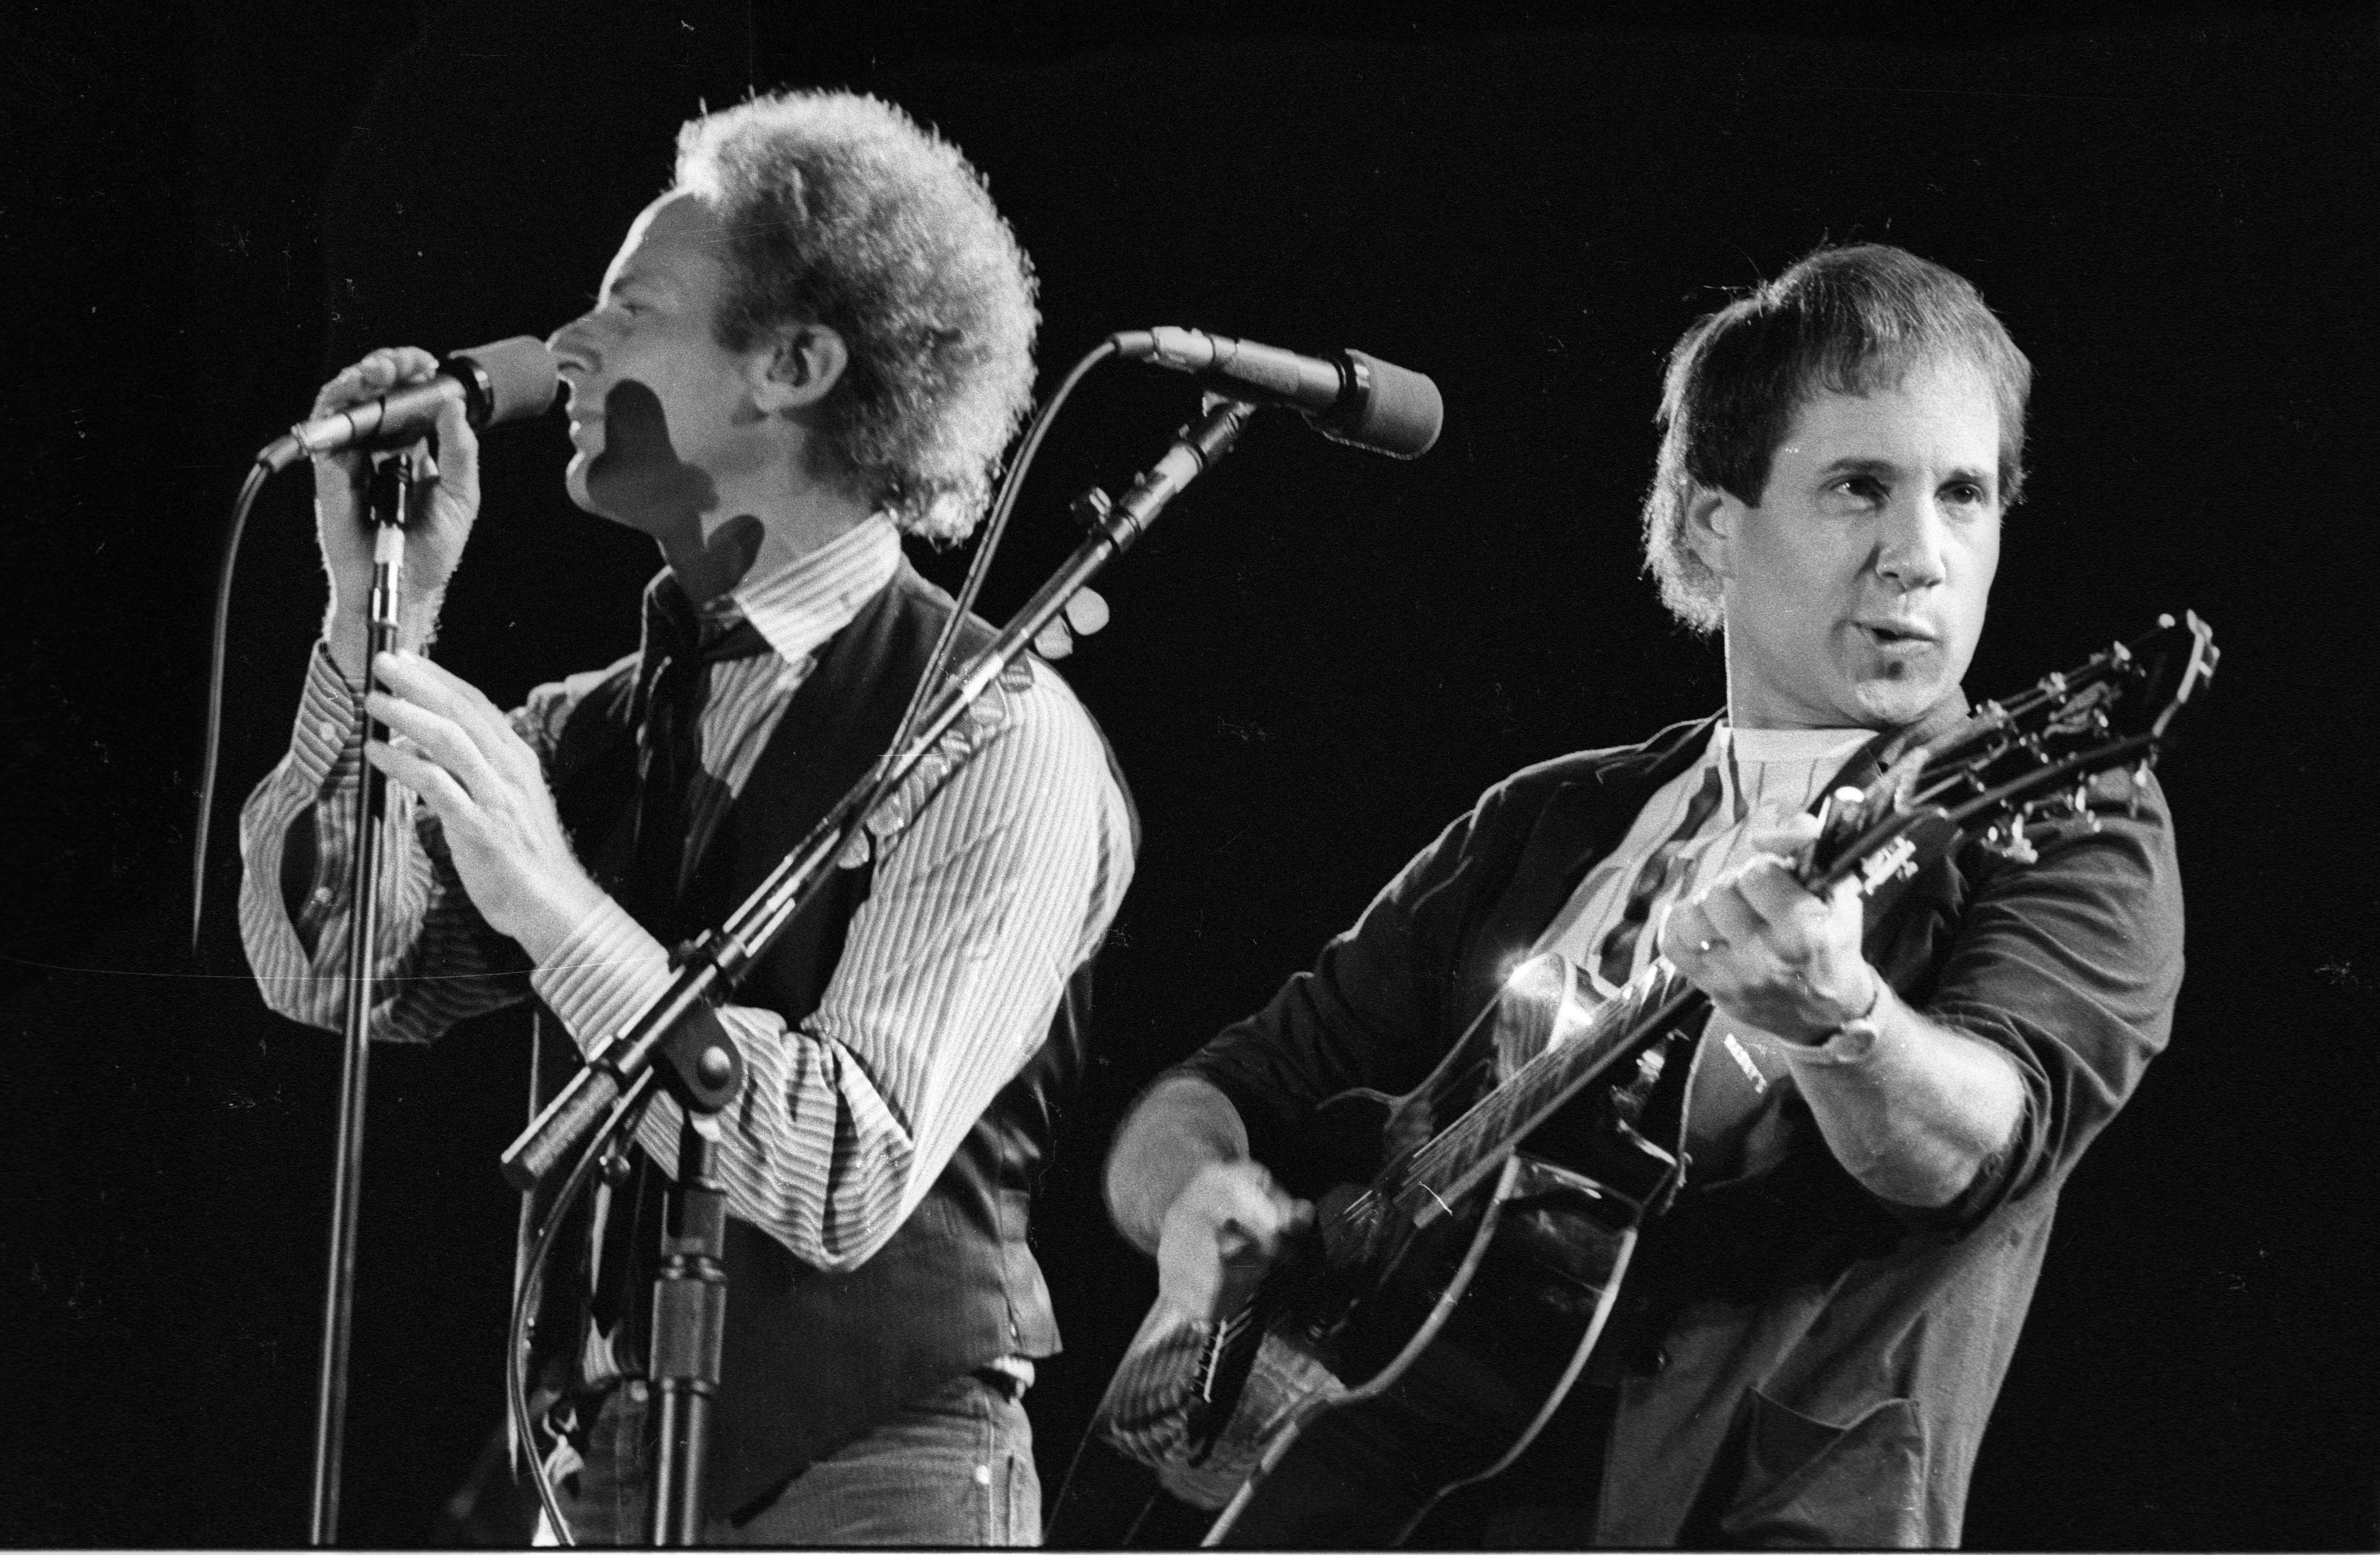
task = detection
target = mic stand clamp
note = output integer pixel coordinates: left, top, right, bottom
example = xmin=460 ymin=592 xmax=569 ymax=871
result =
xmin=647 ymin=1107 xmax=729 ymax=1546
xmin=644 ymin=943 xmax=742 ymax=1545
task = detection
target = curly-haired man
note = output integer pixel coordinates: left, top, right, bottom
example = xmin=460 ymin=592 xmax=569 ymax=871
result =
xmin=239 ymin=91 xmax=1133 ymax=1544
xmin=1101 ymin=245 xmax=2182 ymax=1546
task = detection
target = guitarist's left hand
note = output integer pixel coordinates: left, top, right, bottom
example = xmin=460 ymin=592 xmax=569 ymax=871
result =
xmin=1660 ymin=812 xmax=1882 ymax=1047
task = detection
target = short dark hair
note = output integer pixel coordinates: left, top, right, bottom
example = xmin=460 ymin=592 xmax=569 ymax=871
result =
xmin=674 ymin=91 xmax=1039 ymax=543
xmin=1641 ymin=244 xmax=2032 ymax=632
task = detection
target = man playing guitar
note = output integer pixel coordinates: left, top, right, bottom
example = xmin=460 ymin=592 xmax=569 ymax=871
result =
xmin=1101 ymin=243 xmax=2185 ymax=1547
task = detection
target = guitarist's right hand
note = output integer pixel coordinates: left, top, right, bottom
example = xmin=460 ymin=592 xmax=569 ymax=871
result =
xmin=1155 ymin=1161 xmax=1314 ymax=1325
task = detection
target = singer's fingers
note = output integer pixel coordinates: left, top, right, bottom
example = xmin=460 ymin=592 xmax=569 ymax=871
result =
xmin=429 ymin=382 xmax=482 ymax=505
xmin=312 ymin=346 xmax=442 ymax=416
xmin=375 ymin=650 xmax=501 ymax=724
xmin=374 ymin=653 xmax=533 ymax=780
xmin=360 ymin=346 xmax=440 ymax=386
xmin=367 ymin=693 xmax=506 ymax=805
xmin=364 ymin=734 xmax=476 ymax=822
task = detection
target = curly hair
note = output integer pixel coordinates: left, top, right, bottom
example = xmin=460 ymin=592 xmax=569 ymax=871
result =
xmin=1641 ymin=244 xmax=2032 ymax=634
xmin=672 ymin=91 xmax=1039 ymax=543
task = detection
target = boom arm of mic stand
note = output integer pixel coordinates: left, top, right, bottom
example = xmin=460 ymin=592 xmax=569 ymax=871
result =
xmin=499 ymin=396 xmax=1259 ymax=1192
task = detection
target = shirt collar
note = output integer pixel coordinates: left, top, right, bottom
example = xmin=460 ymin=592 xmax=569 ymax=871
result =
xmin=717 ymin=514 xmax=903 ymax=668
xmin=1715 ymin=723 xmax=1875 ymax=766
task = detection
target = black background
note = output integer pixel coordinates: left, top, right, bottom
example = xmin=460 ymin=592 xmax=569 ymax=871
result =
xmin=3 ymin=2 xmax=2374 ymax=1546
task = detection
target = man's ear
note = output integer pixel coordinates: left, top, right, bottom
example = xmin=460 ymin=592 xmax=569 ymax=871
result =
xmin=750 ymin=324 xmax=849 ymax=413
xmin=1683 ymin=484 xmax=1741 ymax=580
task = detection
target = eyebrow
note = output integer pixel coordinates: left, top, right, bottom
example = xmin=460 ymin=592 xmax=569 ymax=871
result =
xmin=1816 ymin=455 xmax=1996 ymax=491
xmin=607 ymin=267 xmax=670 ymax=297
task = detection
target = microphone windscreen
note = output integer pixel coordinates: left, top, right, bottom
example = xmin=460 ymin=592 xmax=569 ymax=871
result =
xmin=1330 ymin=350 xmax=1443 ymax=459
xmin=454 ymin=336 xmax=561 ymax=426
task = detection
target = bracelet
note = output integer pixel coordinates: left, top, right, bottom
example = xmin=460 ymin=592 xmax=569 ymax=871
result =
xmin=1780 ymin=974 xmax=1888 ymax=1067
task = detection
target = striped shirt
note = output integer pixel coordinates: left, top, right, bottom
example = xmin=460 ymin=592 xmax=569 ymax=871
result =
xmin=238 ymin=515 xmax=1137 ymax=1273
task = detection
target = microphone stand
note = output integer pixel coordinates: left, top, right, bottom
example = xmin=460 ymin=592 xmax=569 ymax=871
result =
xmin=501 ymin=397 xmax=1258 ymax=1545
xmin=309 ymin=448 xmax=418 ymax=1545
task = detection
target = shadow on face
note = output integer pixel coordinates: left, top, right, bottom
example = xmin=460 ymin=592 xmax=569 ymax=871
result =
xmin=587 ymin=377 xmax=764 ymax=589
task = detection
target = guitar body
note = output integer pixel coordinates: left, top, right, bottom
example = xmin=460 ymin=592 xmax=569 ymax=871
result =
xmin=1200 ymin=1129 xmax=1640 ymax=1547
xmin=1105 ymin=967 xmax=1688 ymax=1548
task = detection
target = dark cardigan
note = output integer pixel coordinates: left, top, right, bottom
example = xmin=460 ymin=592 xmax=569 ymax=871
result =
xmin=1181 ymin=712 xmax=2183 ymax=1546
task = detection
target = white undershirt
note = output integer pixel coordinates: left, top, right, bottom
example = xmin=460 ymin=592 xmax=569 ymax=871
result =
xmin=1531 ymin=723 xmax=1873 ymax=1179
xmin=1534 ymin=724 xmax=1873 ymax=993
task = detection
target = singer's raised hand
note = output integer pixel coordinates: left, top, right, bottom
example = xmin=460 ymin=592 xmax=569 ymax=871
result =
xmin=362 ymin=648 xmax=605 ymax=962
xmin=312 ymin=347 xmax=482 ymax=676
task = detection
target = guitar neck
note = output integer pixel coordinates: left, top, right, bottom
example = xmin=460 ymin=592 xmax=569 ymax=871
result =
xmin=1386 ymin=961 xmax=1704 ymax=1225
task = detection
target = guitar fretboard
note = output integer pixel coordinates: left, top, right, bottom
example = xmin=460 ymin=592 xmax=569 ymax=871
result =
xmin=1384 ymin=958 xmax=1695 ymax=1225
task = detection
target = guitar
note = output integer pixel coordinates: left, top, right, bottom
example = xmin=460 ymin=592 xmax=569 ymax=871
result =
xmin=1068 ymin=613 xmax=2218 ymax=1549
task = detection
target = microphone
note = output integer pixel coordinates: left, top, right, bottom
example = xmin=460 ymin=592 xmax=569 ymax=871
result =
xmin=1111 ymin=326 xmax=1442 ymax=459
xmin=258 ymin=336 xmax=561 ymax=473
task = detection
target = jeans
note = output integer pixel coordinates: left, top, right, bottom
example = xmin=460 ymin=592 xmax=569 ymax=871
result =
xmin=537 ymin=1371 xmax=1041 ymax=1546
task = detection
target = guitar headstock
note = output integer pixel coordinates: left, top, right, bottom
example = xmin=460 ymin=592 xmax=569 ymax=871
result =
xmin=1812 ymin=612 xmax=2217 ymax=890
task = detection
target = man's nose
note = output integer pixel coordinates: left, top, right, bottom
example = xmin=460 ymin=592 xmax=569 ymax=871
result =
xmin=545 ymin=320 xmax=597 ymax=403
xmin=1874 ymin=494 xmax=1950 ymax=590
xmin=545 ymin=315 xmax=595 ymax=367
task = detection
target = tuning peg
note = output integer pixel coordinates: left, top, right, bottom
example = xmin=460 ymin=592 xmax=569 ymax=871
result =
xmin=1983 ymin=822 xmax=2039 ymax=866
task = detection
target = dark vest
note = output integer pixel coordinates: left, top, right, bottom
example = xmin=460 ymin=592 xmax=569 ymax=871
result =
xmin=537 ymin=559 xmax=1126 ymax=1515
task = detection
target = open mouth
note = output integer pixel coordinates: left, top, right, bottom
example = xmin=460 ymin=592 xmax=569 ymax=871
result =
xmin=1859 ymin=623 xmax=1935 ymax=650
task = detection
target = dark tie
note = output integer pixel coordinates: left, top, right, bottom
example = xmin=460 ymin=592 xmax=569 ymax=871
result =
xmin=1595 ymin=763 xmax=1726 ymax=988
xmin=580 ymin=578 xmax=772 ymax=1352
xmin=621 ymin=574 xmax=772 ymax=941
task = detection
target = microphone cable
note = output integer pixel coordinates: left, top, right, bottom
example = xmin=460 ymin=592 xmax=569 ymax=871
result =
xmin=190 ymin=456 xmax=275 ymax=951
xmin=506 ymin=1068 xmax=658 ymax=1548
xmin=883 ymin=334 xmax=1122 ymax=765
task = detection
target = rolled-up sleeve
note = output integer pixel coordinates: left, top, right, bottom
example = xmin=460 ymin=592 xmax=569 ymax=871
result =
xmin=237 ymin=644 xmax=534 ymax=1042
xmin=1922 ymin=765 xmax=2186 ymax=1223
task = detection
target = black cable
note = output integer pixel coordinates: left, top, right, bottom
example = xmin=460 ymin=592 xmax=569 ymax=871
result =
xmin=884 ymin=336 xmax=1122 ymax=765
xmin=506 ymin=1066 xmax=662 ymax=1548
xmin=190 ymin=458 xmax=274 ymax=951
